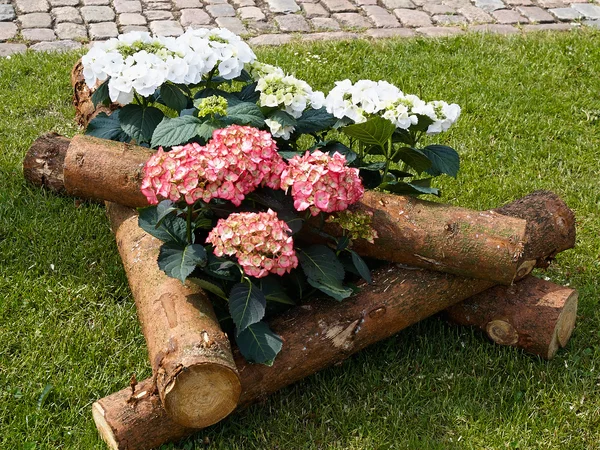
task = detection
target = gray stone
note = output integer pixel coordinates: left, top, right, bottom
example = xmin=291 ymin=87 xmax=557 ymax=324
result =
xmin=114 ymin=1 xmax=142 ymax=13
xmin=355 ymin=0 xmax=378 ymax=5
xmin=536 ymin=0 xmax=565 ymax=8
xmin=311 ymin=17 xmax=341 ymax=29
xmin=0 ymin=5 xmax=16 ymax=21
xmin=173 ymin=0 xmax=202 ymax=7
xmin=249 ymin=33 xmax=292 ymax=45
xmin=491 ymin=9 xmax=527 ymax=23
xmin=517 ymin=6 xmax=555 ymax=22
xmin=416 ymin=26 xmax=464 ymax=36
xmin=31 ymin=39 xmax=82 ymax=51
xmin=366 ymin=27 xmax=416 ymax=37
xmin=458 ymin=5 xmax=493 ymax=23
xmin=266 ymin=0 xmax=301 ymax=13
xmin=206 ymin=3 xmax=236 ymax=16
xmin=49 ymin=0 xmax=80 ymax=5
xmin=473 ymin=0 xmax=504 ymax=12
xmin=88 ymin=21 xmax=119 ymax=38
xmin=144 ymin=11 xmax=174 ymax=20
xmin=572 ymin=3 xmax=600 ymax=19
xmin=302 ymin=3 xmax=328 ymax=17
xmin=239 ymin=6 xmax=266 ymax=20
xmin=55 ymin=22 xmax=87 ymax=38
xmin=583 ymin=19 xmax=600 ymax=28
xmin=549 ymin=7 xmax=583 ymax=21
xmin=321 ymin=0 xmax=358 ymax=12
xmin=215 ymin=17 xmax=246 ymax=34
xmin=15 ymin=0 xmax=50 ymax=13
xmin=20 ymin=13 xmax=53 ymax=28
xmin=504 ymin=0 xmax=532 ymax=5
xmin=362 ymin=5 xmax=400 ymax=27
xmin=245 ymin=20 xmax=277 ymax=32
xmin=81 ymin=6 xmax=115 ymax=22
xmin=53 ymin=7 xmax=83 ymax=23
xmin=149 ymin=20 xmax=184 ymax=35
xmin=0 ymin=43 xmax=27 ymax=56
xmin=0 ymin=22 xmax=17 ymax=40
xmin=332 ymin=12 xmax=371 ymax=27
xmin=440 ymin=0 xmax=469 ymax=8
xmin=145 ymin=2 xmax=173 ymax=10
xmin=393 ymin=8 xmax=432 ymax=27
xmin=231 ymin=0 xmax=256 ymax=6
xmin=301 ymin=30 xmax=359 ymax=40
xmin=275 ymin=13 xmax=311 ymax=31
xmin=83 ymin=0 xmax=109 ymax=4
xmin=381 ymin=0 xmax=415 ymax=8
xmin=119 ymin=13 xmax=147 ymax=25
xmin=411 ymin=0 xmax=441 ymax=6
xmin=180 ymin=9 xmax=211 ymax=25
xmin=423 ymin=3 xmax=455 ymax=14
xmin=521 ymin=22 xmax=572 ymax=31
xmin=469 ymin=23 xmax=518 ymax=32
xmin=22 ymin=28 xmax=57 ymax=41
xmin=432 ymin=13 xmax=467 ymax=24
xmin=121 ymin=25 xmax=149 ymax=32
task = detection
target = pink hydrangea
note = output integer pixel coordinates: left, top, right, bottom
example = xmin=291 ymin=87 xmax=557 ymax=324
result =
xmin=280 ymin=150 xmax=364 ymax=216
xmin=206 ymin=209 xmax=299 ymax=278
xmin=140 ymin=125 xmax=287 ymax=206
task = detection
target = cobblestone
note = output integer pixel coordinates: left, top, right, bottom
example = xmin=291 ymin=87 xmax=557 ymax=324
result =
xmin=0 ymin=0 xmax=585 ymax=52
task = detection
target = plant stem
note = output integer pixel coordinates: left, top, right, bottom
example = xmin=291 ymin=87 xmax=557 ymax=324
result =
xmin=187 ymin=204 xmax=193 ymax=244
xmin=383 ymin=136 xmax=393 ymax=181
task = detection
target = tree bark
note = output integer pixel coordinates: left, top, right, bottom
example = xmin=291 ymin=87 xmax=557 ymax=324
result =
xmin=21 ymin=134 xmax=575 ymax=285
xmin=71 ymin=59 xmax=119 ymax=128
xmin=106 ymin=202 xmax=241 ymax=429
xmin=445 ymin=276 xmax=578 ymax=360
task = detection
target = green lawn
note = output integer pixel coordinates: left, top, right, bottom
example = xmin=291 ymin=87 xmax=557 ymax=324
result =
xmin=1 ymin=29 xmax=600 ymax=449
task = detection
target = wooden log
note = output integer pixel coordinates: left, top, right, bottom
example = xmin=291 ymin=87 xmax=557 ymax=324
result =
xmin=106 ymin=202 xmax=241 ymax=428
xmin=92 ymin=265 xmax=497 ymax=450
xmin=71 ymin=59 xmax=119 ymax=128
xmin=445 ymin=276 xmax=578 ymax=359
xmin=21 ymin=134 xmax=576 ymax=284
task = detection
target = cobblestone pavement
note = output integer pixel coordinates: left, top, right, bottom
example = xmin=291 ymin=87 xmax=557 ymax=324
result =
xmin=0 ymin=0 xmax=598 ymax=55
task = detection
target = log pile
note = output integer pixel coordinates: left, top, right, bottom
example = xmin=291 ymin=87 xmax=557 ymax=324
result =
xmin=19 ymin=64 xmax=578 ymax=449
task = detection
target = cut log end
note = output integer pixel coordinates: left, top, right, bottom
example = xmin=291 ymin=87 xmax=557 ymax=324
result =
xmin=555 ymin=289 xmax=578 ymax=350
xmin=162 ymin=364 xmax=242 ymax=429
xmin=486 ymin=320 xmax=519 ymax=346
xmin=92 ymin=402 xmax=119 ymax=450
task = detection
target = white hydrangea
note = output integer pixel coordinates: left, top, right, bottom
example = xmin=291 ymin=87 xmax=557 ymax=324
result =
xmin=421 ymin=101 xmax=462 ymax=134
xmin=264 ymin=118 xmax=295 ymax=140
xmin=256 ymin=72 xmax=325 ymax=119
xmin=247 ymin=61 xmax=285 ymax=80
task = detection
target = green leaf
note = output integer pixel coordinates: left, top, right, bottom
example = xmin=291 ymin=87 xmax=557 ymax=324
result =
xmin=279 ymin=151 xmax=301 ymax=161
xmin=236 ymin=321 xmax=283 ymax=364
xmin=155 ymin=200 xmax=182 ymax=226
xmin=138 ymin=205 xmax=188 ymax=245
xmin=359 ymin=168 xmax=383 ymax=189
xmin=37 ymin=384 xmax=53 ymax=410
xmin=189 ymin=277 xmax=227 ymax=300
xmin=268 ymin=110 xmax=297 ymax=128
xmin=380 ymin=180 xmax=440 ymax=197
xmin=421 ymin=144 xmax=460 ymax=178
xmin=86 ymin=111 xmax=130 ymax=142
xmin=204 ymin=254 xmax=238 ymax=280
xmin=158 ymin=243 xmax=207 ymax=283
xmin=120 ymin=104 xmax=164 ymax=144
xmin=298 ymin=245 xmax=352 ymax=301
xmin=411 ymin=114 xmax=435 ymax=133
xmin=350 ymin=250 xmax=372 ymax=284
xmin=392 ymin=147 xmax=432 ymax=174
xmin=295 ymin=107 xmax=337 ymax=134
xmin=315 ymin=141 xmax=357 ymax=164
xmin=197 ymin=119 xmax=223 ymax=141
xmin=91 ymin=79 xmax=110 ymax=107
xmin=151 ymin=115 xmax=204 ymax=148
xmin=237 ymin=81 xmax=259 ymax=103
xmin=160 ymin=83 xmax=189 ymax=112
xmin=229 ymin=282 xmax=267 ymax=334
xmin=336 ymin=235 xmax=350 ymax=252
xmin=260 ymin=276 xmax=295 ymax=305
xmin=342 ymin=116 xmax=396 ymax=149
xmin=224 ymin=102 xmax=265 ymax=127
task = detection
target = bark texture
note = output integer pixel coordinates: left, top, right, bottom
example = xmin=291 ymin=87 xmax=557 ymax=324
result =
xmin=21 ymin=134 xmax=575 ymax=284
xmin=71 ymin=59 xmax=119 ymax=128
xmin=106 ymin=202 xmax=241 ymax=428
xmin=445 ymin=276 xmax=578 ymax=359
xmin=22 ymin=132 xmax=70 ymax=195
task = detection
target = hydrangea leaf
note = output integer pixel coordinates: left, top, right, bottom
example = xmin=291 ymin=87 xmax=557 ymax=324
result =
xmin=188 ymin=277 xmax=227 ymax=300
xmin=379 ymin=180 xmax=440 ymax=197
xmin=158 ymin=243 xmax=207 ymax=283
xmin=306 ymin=278 xmax=353 ymax=301
xmin=295 ymin=107 xmax=337 ymax=135
xmin=350 ymin=250 xmax=372 ymax=284
xmin=151 ymin=115 xmax=203 ymax=148
xmin=259 ymin=276 xmax=295 ymax=305
xmin=237 ymin=81 xmax=259 ymax=103
xmin=392 ymin=147 xmax=432 ymax=174
xmin=236 ymin=321 xmax=283 ymax=365
xmin=159 ymin=83 xmax=189 ymax=112
xmin=421 ymin=145 xmax=460 ymax=178
xmin=342 ymin=116 xmax=396 ymax=149
xmin=224 ymin=102 xmax=265 ymax=128
xmin=298 ymin=245 xmax=352 ymax=301
xmin=229 ymin=282 xmax=267 ymax=335
xmin=138 ymin=205 xmax=188 ymax=245
xmin=268 ymin=110 xmax=297 ymax=128
xmin=86 ymin=111 xmax=130 ymax=142
xmin=120 ymin=104 xmax=164 ymax=144
xmin=91 ymin=79 xmax=110 ymax=107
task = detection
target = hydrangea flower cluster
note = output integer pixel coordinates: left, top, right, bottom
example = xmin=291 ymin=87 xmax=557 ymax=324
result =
xmin=82 ymin=28 xmax=255 ymax=105
xmin=326 ymin=210 xmax=379 ymax=244
xmin=255 ymin=73 xmax=325 ymax=119
xmin=325 ymin=79 xmax=461 ymax=134
xmin=280 ymin=150 xmax=364 ymax=216
xmin=140 ymin=125 xmax=286 ymax=206
xmin=206 ymin=209 xmax=299 ymax=278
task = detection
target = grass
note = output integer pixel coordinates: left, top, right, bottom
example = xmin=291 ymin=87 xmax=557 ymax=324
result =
xmin=1 ymin=28 xmax=600 ymax=449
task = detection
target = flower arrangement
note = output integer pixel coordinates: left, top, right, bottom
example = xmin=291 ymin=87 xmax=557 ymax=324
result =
xmin=83 ymin=29 xmax=461 ymax=365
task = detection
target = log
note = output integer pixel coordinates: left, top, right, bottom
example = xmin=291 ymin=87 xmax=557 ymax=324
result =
xmin=106 ymin=202 xmax=241 ymax=428
xmin=445 ymin=276 xmax=578 ymax=359
xmin=71 ymin=59 xmax=119 ymax=128
xmin=21 ymin=134 xmax=576 ymax=284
